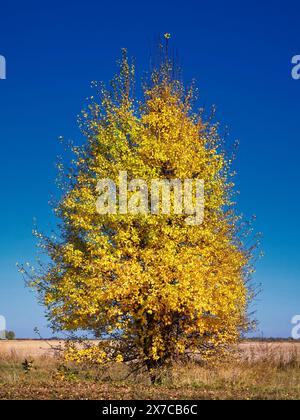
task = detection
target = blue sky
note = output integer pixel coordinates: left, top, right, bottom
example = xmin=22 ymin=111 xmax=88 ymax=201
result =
xmin=0 ymin=0 xmax=299 ymax=338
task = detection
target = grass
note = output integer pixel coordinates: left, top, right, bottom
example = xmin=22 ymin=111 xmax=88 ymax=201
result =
xmin=1 ymin=341 xmax=300 ymax=400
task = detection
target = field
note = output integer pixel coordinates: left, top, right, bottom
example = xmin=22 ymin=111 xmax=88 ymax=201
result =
xmin=1 ymin=340 xmax=300 ymax=400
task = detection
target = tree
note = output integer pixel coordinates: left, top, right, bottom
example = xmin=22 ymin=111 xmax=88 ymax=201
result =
xmin=5 ymin=330 xmax=15 ymax=340
xmin=24 ymin=41 xmax=257 ymax=382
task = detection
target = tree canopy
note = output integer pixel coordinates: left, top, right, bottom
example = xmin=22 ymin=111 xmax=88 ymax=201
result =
xmin=24 ymin=43 xmax=257 ymax=381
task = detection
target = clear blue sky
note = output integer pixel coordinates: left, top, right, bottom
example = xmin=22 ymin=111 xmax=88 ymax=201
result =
xmin=0 ymin=0 xmax=299 ymax=338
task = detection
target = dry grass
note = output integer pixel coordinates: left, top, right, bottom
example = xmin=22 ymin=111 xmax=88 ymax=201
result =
xmin=1 ymin=340 xmax=300 ymax=400
xmin=0 ymin=340 xmax=63 ymax=358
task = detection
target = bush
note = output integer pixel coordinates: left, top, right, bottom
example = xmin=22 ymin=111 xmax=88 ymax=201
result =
xmin=5 ymin=330 xmax=15 ymax=340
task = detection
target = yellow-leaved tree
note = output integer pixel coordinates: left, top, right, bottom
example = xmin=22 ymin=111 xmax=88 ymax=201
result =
xmin=24 ymin=43 xmax=257 ymax=382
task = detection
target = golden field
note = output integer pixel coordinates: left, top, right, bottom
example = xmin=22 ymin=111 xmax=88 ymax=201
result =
xmin=1 ymin=340 xmax=300 ymax=400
